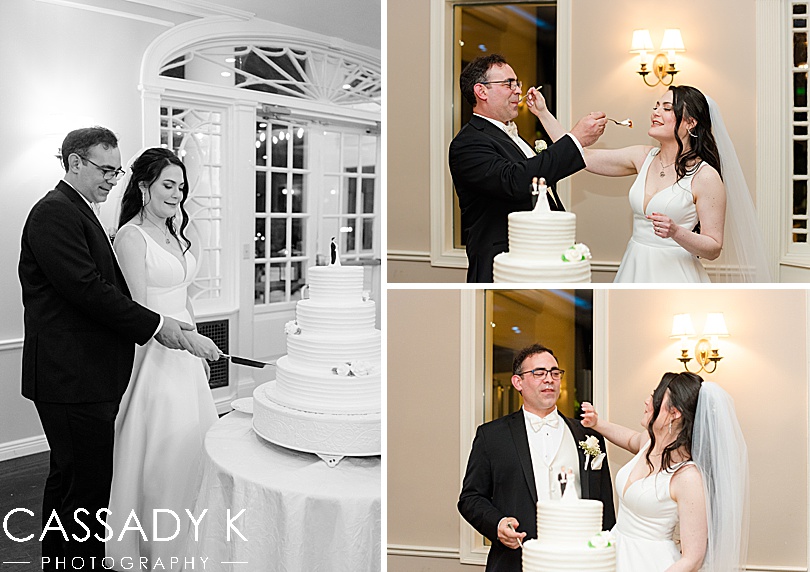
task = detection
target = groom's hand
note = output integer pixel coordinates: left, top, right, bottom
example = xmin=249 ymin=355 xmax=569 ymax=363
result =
xmin=570 ymin=112 xmax=607 ymax=147
xmin=155 ymin=317 xmax=196 ymax=352
xmin=581 ymin=401 xmax=599 ymax=428
xmin=497 ymin=517 xmax=526 ymax=549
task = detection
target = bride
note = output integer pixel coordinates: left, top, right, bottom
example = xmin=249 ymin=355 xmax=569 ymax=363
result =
xmin=581 ymin=372 xmax=748 ymax=571
xmin=526 ymin=85 xmax=771 ymax=283
xmin=106 ymin=148 xmax=221 ymax=566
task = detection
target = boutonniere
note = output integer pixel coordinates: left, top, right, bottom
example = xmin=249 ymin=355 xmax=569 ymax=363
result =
xmin=535 ymin=139 xmax=548 ymax=153
xmin=579 ymin=435 xmax=606 ymax=470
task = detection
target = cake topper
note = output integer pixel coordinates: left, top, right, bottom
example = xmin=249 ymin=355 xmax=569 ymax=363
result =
xmin=329 ymin=237 xmax=341 ymax=266
xmin=532 ymin=177 xmax=551 ymax=213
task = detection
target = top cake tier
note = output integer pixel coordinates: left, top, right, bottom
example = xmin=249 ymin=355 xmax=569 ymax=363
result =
xmin=307 ymin=265 xmax=366 ymax=302
xmin=507 ymin=211 xmax=576 ymax=260
xmin=536 ymin=499 xmax=603 ymax=545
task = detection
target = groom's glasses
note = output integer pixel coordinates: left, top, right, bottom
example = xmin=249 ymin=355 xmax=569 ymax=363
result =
xmin=78 ymin=155 xmax=126 ymax=181
xmin=481 ymin=78 xmax=523 ymax=91
xmin=517 ymin=367 xmax=565 ymax=381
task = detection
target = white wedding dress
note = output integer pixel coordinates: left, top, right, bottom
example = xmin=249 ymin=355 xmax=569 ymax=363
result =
xmin=106 ymin=224 xmax=217 ymax=566
xmin=612 ymin=440 xmax=694 ymax=571
xmin=614 ymin=149 xmax=711 ymax=283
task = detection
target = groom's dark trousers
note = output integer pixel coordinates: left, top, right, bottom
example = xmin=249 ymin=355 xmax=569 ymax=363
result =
xmin=448 ymin=115 xmax=586 ymax=283
xmin=19 ymin=181 xmax=160 ymax=570
xmin=458 ymin=409 xmax=616 ymax=572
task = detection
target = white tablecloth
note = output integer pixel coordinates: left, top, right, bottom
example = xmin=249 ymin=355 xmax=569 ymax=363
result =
xmin=183 ymin=411 xmax=381 ymax=571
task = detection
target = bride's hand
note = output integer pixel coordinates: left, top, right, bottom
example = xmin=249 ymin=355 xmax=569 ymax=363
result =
xmin=647 ymin=212 xmax=678 ymax=239
xmin=581 ymin=401 xmax=599 ymax=428
xmin=182 ymin=330 xmax=222 ymax=361
xmin=525 ymin=87 xmax=547 ymax=115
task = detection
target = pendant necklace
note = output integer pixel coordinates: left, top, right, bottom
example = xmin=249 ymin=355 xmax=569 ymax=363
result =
xmin=144 ymin=215 xmax=172 ymax=245
xmin=659 ymin=153 xmax=676 ymax=178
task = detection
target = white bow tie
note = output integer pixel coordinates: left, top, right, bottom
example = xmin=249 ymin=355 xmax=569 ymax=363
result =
xmin=504 ymin=121 xmax=519 ymax=138
xmin=530 ymin=412 xmax=559 ymax=431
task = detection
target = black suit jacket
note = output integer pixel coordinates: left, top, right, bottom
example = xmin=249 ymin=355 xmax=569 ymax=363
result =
xmin=18 ymin=181 xmax=160 ymax=403
xmin=458 ymin=409 xmax=616 ymax=572
xmin=448 ymin=115 xmax=586 ymax=283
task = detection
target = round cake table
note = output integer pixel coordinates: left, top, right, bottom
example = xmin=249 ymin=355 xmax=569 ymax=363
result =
xmin=183 ymin=411 xmax=381 ymax=571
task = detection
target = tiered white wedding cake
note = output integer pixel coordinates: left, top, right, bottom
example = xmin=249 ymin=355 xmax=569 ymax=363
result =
xmin=493 ymin=180 xmax=591 ymax=283
xmin=252 ymin=254 xmax=381 ymax=466
xmin=522 ymin=499 xmax=615 ymax=572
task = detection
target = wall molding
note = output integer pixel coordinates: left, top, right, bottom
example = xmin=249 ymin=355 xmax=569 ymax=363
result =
xmin=33 ymin=0 xmax=175 ymax=26
xmin=387 ymin=250 xmax=432 ymax=263
xmin=387 ymin=545 xmax=459 ymax=559
xmin=0 ymin=338 xmax=23 ymax=352
xmin=0 ymin=435 xmax=48 ymax=463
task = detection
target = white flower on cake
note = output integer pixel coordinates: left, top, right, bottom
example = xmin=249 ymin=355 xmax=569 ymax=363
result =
xmin=535 ymin=139 xmax=548 ymax=153
xmin=562 ymin=243 xmax=592 ymax=262
xmin=332 ymin=360 xmax=375 ymax=377
xmin=284 ymin=320 xmax=302 ymax=335
xmin=587 ymin=531 xmax=614 ymax=549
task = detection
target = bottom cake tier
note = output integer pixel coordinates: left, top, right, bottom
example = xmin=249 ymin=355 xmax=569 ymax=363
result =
xmin=493 ymin=253 xmax=591 ymax=283
xmin=522 ymin=539 xmax=615 ymax=572
xmin=252 ymin=381 xmax=381 ymax=463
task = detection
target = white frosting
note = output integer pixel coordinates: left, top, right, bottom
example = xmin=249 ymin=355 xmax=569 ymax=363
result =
xmin=494 ymin=211 xmax=591 ymax=283
xmin=252 ymin=263 xmax=381 ymax=457
xmin=307 ymin=265 xmax=365 ymax=302
xmin=523 ymin=499 xmax=615 ymax=572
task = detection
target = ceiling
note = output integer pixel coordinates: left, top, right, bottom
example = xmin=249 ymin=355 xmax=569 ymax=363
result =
xmin=170 ymin=0 xmax=381 ymax=49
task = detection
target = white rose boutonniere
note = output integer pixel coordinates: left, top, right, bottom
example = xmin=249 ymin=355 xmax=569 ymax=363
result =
xmin=579 ymin=435 xmax=605 ymax=470
xmin=562 ymin=243 xmax=592 ymax=262
xmin=535 ymin=139 xmax=548 ymax=154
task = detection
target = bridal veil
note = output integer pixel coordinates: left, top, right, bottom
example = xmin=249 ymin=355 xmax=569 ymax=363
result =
xmin=692 ymin=381 xmax=750 ymax=571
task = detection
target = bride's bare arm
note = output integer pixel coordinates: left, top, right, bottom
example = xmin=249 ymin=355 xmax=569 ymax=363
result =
xmin=525 ymin=87 xmax=648 ymax=176
xmin=666 ymin=465 xmax=708 ymax=572
xmin=113 ymin=225 xmax=148 ymax=306
xmin=580 ymin=402 xmax=648 ymax=454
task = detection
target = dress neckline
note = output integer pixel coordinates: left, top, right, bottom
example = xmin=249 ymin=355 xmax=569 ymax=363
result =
xmin=621 ymin=440 xmax=692 ymax=499
xmin=124 ymin=223 xmax=190 ymax=280
xmin=641 ymin=149 xmax=704 ymax=215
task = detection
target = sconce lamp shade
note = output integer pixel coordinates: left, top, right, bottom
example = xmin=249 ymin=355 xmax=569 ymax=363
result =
xmin=703 ymin=313 xmax=729 ymax=337
xmin=630 ymin=29 xmax=654 ymax=53
xmin=660 ymin=29 xmax=685 ymax=52
xmin=670 ymin=313 xmax=695 ymax=338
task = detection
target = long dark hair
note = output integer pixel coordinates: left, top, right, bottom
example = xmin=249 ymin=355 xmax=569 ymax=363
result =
xmin=668 ymin=85 xmax=722 ymax=182
xmin=118 ymin=148 xmax=191 ymax=253
xmin=645 ymin=371 xmax=703 ymax=473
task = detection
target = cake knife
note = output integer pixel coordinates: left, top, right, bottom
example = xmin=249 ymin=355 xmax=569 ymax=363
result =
xmin=219 ymin=354 xmax=276 ymax=368
xmin=506 ymin=522 xmax=523 ymax=548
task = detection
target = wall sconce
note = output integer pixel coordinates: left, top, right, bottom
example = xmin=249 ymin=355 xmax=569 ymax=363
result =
xmin=670 ymin=313 xmax=728 ymax=374
xmin=631 ymin=29 xmax=685 ymax=87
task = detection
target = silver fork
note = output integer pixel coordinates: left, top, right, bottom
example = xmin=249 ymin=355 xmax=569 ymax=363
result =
xmin=608 ymin=117 xmax=633 ymax=128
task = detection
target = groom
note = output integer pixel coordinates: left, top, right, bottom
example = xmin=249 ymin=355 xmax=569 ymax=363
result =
xmin=448 ymin=54 xmax=607 ymax=282
xmin=18 ymin=127 xmax=198 ymax=570
xmin=458 ymin=343 xmax=615 ymax=572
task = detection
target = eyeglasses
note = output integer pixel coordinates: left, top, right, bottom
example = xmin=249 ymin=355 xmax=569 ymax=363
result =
xmin=78 ymin=155 xmax=125 ymax=181
xmin=516 ymin=367 xmax=565 ymax=381
xmin=481 ymin=78 xmax=523 ymax=91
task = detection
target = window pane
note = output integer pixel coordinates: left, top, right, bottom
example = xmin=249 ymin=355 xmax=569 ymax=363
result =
xmin=271 ymin=172 xmax=287 ymax=213
xmin=346 ymin=178 xmax=357 ymax=214
xmin=271 ymin=124 xmax=288 ymax=167
xmin=256 ymin=121 xmax=268 ymax=166
xmin=292 ymin=218 xmax=305 ymax=256
xmin=269 ymin=218 xmax=286 ymax=257
xmin=362 ymin=178 xmax=375 ymax=213
xmin=795 ymin=140 xmax=808 ymax=175
xmin=360 ymin=135 xmax=376 ymax=173
xmin=344 ymin=134 xmax=359 ymax=174
xmin=255 ymin=171 xmax=267 ymax=212
xmin=292 ymin=173 xmax=305 ymax=213
xmin=322 ymin=175 xmax=341 ymax=215
xmin=293 ymin=126 xmax=306 ymax=169
xmin=255 ymin=218 xmax=267 ymax=258
xmin=345 ymin=217 xmax=357 ymax=252
xmin=268 ymin=262 xmax=287 ymax=302
xmin=795 ymin=72 xmax=807 ymax=108
xmin=254 ymin=264 xmax=266 ymax=304
xmin=794 ymin=180 xmax=808 ymax=216
xmin=795 ymin=32 xmax=807 ymax=68
xmin=323 ymin=131 xmax=341 ymax=172
xmin=363 ymin=219 xmax=374 ymax=250
xmin=291 ymin=260 xmax=306 ymax=300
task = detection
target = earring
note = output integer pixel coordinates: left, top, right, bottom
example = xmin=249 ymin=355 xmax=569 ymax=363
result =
xmin=687 ymin=128 xmax=698 ymax=138
xmin=668 ymin=421 xmax=672 ymax=435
